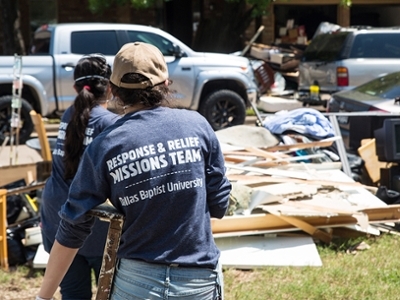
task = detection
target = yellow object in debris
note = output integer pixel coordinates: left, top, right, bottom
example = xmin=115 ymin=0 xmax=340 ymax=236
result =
xmin=24 ymin=193 xmax=38 ymax=212
xmin=310 ymin=84 xmax=320 ymax=99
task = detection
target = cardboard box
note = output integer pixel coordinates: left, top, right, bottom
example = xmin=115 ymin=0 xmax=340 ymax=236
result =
xmin=250 ymin=45 xmax=271 ymax=60
xmin=270 ymin=52 xmax=295 ymax=65
xmin=279 ymin=27 xmax=287 ymax=37
xmin=297 ymin=36 xmax=308 ymax=45
xmin=286 ymin=19 xmax=294 ymax=29
xmin=280 ymin=36 xmax=291 ymax=43
xmin=288 ymin=28 xmax=298 ymax=39
xmin=23 ymin=226 xmax=42 ymax=246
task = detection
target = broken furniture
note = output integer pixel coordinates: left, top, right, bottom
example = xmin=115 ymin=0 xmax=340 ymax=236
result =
xmin=88 ymin=203 xmax=125 ymax=300
xmin=29 ymin=110 xmax=52 ymax=162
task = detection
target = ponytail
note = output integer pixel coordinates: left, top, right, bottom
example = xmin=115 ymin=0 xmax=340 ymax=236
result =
xmin=63 ymin=55 xmax=111 ymax=179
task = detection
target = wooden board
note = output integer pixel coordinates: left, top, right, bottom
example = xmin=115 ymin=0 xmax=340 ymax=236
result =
xmin=0 ymin=163 xmax=37 ymax=187
xmin=265 ymin=137 xmax=340 ymax=152
xmin=211 ymin=205 xmax=400 ymax=234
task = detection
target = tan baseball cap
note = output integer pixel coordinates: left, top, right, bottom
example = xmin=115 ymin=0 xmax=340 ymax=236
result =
xmin=110 ymin=42 xmax=169 ymax=89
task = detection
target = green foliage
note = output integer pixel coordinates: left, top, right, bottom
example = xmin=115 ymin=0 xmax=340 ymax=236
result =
xmin=88 ymin=0 xmax=155 ymax=13
xmin=341 ymin=0 xmax=352 ymax=7
xmin=224 ymin=0 xmax=273 ymax=17
xmin=88 ymin=0 xmax=275 ymax=16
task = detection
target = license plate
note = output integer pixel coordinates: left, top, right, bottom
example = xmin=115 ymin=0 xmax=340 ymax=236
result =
xmin=337 ymin=115 xmax=349 ymax=125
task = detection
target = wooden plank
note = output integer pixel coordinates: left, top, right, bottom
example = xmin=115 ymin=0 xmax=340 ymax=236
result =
xmin=263 ymin=203 xmax=333 ymax=243
xmin=0 ymin=189 xmax=8 ymax=271
xmin=30 ymin=110 xmax=52 ymax=161
xmin=244 ymin=147 xmax=290 ymax=159
xmin=211 ymin=205 xmax=400 ymax=234
xmin=264 ymin=137 xmax=339 ymax=152
xmin=227 ymin=173 xmax=378 ymax=192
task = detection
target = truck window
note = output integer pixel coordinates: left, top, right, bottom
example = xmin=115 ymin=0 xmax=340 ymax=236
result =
xmin=71 ymin=31 xmax=120 ymax=55
xmin=302 ymin=32 xmax=349 ymax=62
xmin=126 ymin=31 xmax=175 ymax=56
xmin=30 ymin=26 xmax=51 ymax=54
xmin=349 ymin=33 xmax=400 ymax=59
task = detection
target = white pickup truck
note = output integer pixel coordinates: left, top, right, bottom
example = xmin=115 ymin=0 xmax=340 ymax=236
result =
xmin=0 ymin=23 xmax=260 ymax=144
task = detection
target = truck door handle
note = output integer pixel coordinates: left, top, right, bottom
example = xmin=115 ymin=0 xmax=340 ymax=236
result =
xmin=181 ymin=67 xmax=191 ymax=71
xmin=62 ymin=63 xmax=75 ymax=72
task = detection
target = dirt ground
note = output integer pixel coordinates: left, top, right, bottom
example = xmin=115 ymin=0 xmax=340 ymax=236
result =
xmin=0 ymin=266 xmax=88 ymax=300
xmin=1 ymin=268 xmax=62 ymax=300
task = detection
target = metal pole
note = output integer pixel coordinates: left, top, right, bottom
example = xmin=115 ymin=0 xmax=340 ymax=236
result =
xmin=10 ymin=54 xmax=23 ymax=165
xmin=329 ymin=115 xmax=352 ymax=177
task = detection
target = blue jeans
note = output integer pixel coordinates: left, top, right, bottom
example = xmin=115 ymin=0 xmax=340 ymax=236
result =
xmin=111 ymin=259 xmax=223 ymax=300
xmin=42 ymin=235 xmax=103 ymax=300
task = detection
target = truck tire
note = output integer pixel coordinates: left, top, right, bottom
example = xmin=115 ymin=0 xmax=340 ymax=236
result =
xmin=199 ymin=90 xmax=246 ymax=131
xmin=0 ymin=95 xmax=34 ymax=145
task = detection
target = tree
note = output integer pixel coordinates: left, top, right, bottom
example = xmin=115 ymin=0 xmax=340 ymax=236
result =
xmin=0 ymin=0 xmax=25 ymax=55
xmin=87 ymin=0 xmax=353 ymax=53
xmin=88 ymin=0 xmax=276 ymax=53
xmin=0 ymin=0 xmax=353 ymax=55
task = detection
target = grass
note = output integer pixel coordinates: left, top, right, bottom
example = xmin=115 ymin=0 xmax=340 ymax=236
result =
xmin=2 ymin=233 xmax=400 ymax=299
xmin=223 ymin=233 xmax=400 ymax=300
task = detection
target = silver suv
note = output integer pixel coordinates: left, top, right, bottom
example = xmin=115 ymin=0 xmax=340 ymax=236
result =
xmin=298 ymin=26 xmax=400 ymax=102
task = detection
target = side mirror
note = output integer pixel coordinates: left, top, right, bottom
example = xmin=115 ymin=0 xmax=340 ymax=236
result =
xmin=170 ymin=44 xmax=185 ymax=58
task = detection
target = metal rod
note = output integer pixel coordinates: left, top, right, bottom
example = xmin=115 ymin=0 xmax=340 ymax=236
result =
xmin=329 ymin=115 xmax=352 ymax=177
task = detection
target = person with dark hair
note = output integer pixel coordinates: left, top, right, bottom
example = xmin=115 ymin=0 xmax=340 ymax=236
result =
xmin=37 ymin=42 xmax=231 ymax=300
xmin=39 ymin=53 xmax=120 ymax=300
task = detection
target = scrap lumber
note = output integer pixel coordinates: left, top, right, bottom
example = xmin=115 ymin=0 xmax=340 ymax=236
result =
xmin=211 ymin=205 xmax=400 ymax=235
xmin=263 ymin=206 xmax=333 ymax=243
xmin=227 ymin=173 xmax=378 ymax=193
xmin=264 ymin=136 xmax=340 ymax=152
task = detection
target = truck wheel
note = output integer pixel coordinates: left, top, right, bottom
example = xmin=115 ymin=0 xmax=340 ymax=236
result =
xmin=199 ymin=90 xmax=246 ymax=131
xmin=0 ymin=95 xmax=34 ymax=145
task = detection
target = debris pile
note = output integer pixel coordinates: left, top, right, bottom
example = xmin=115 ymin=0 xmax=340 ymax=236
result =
xmin=211 ymin=108 xmax=400 ymax=268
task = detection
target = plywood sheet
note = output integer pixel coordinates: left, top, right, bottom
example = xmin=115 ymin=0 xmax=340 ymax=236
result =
xmin=215 ymin=235 xmax=322 ymax=268
xmin=0 ymin=163 xmax=37 ymax=187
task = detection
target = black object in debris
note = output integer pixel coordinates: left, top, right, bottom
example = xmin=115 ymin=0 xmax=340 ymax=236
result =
xmin=7 ymin=194 xmax=26 ymax=224
xmin=6 ymin=217 xmax=40 ymax=266
xmin=375 ymin=186 xmax=400 ymax=205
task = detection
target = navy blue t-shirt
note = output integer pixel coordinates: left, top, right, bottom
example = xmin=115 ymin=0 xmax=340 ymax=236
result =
xmin=56 ymin=106 xmax=231 ymax=268
xmin=41 ymin=105 xmax=120 ymax=257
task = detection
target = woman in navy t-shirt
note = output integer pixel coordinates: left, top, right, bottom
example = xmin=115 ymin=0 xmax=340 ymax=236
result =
xmin=40 ymin=53 xmax=120 ymax=300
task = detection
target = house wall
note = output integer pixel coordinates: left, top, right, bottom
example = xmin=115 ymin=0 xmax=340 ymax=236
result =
xmin=266 ymin=0 xmax=400 ymax=45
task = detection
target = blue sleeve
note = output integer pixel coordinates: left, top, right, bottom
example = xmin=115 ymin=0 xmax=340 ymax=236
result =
xmin=55 ymin=143 xmax=110 ymax=249
xmin=205 ymin=132 xmax=231 ymax=219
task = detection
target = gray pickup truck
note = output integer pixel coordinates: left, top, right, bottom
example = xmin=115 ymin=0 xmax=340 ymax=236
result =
xmin=0 ymin=23 xmax=259 ymax=144
xmin=298 ymin=26 xmax=400 ymax=106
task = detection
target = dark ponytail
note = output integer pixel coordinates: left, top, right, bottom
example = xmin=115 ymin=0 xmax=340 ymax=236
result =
xmin=63 ymin=55 xmax=111 ymax=180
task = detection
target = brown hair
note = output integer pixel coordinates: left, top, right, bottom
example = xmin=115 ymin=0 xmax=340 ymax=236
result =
xmin=110 ymin=73 xmax=174 ymax=109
